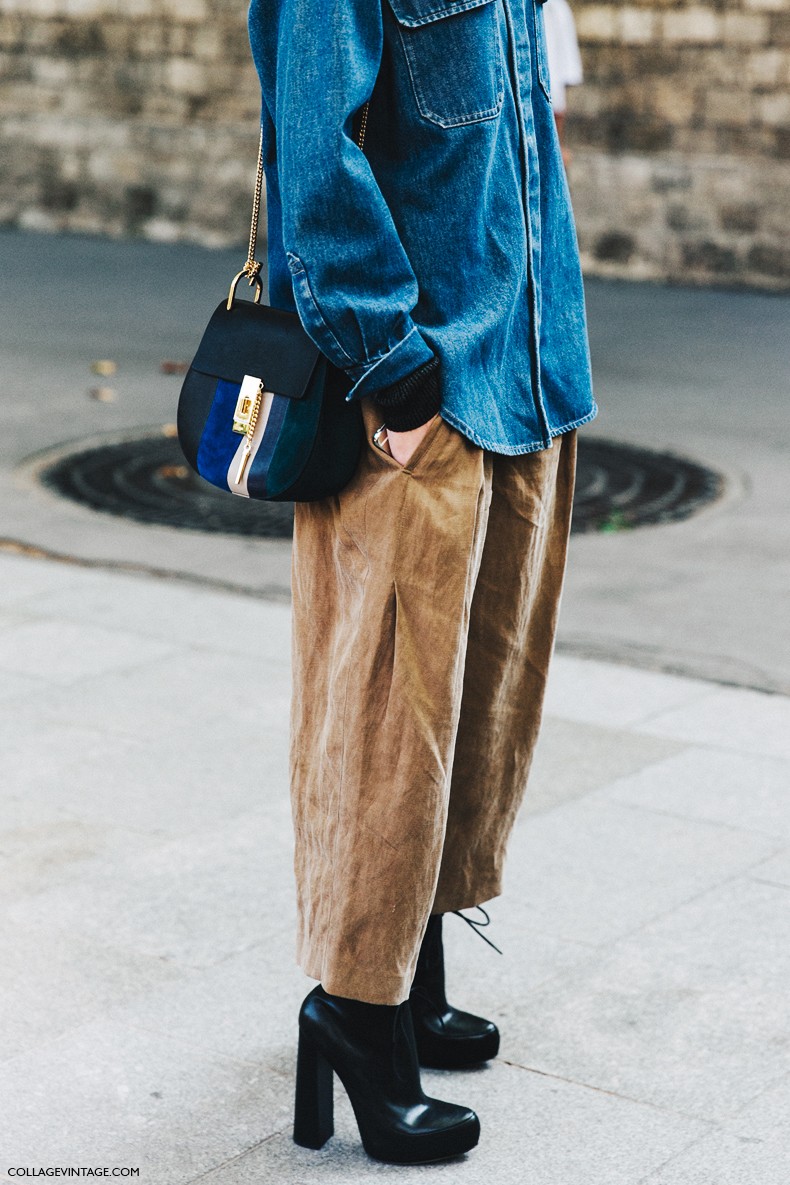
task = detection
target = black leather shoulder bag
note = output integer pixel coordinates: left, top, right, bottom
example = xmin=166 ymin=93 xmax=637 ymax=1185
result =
xmin=176 ymin=109 xmax=367 ymax=502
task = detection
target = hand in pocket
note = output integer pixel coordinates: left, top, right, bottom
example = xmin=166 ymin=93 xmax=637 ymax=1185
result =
xmin=382 ymin=415 xmax=441 ymax=466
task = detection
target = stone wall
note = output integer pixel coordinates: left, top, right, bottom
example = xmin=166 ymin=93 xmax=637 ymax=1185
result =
xmin=1 ymin=0 xmax=788 ymax=288
xmin=0 ymin=0 xmax=261 ymax=245
xmin=567 ymin=0 xmax=790 ymax=288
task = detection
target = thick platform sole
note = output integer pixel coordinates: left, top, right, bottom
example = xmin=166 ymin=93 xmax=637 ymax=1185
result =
xmin=415 ymin=1025 xmax=501 ymax=1070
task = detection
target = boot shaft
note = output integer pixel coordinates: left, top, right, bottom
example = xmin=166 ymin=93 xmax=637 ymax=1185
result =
xmin=412 ymin=913 xmax=448 ymax=1009
xmin=299 ymin=985 xmax=424 ymax=1104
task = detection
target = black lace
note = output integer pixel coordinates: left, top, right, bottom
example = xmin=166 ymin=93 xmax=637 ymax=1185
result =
xmin=451 ymin=906 xmax=503 ymax=955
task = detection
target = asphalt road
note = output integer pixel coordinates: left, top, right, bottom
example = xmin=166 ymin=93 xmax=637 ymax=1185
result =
xmin=1 ymin=228 xmax=788 ymax=692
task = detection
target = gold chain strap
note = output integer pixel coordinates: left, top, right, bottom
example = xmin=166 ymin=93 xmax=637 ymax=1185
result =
xmin=227 ymin=101 xmax=371 ymax=310
xmin=246 ymin=132 xmax=266 ymax=281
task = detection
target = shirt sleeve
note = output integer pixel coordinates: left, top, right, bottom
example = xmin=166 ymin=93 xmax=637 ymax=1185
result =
xmin=248 ymin=0 xmax=436 ymax=402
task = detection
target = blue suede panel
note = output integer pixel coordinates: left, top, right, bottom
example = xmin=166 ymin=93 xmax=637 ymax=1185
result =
xmin=247 ymin=393 xmax=289 ymax=499
xmin=196 ymin=378 xmax=242 ymax=489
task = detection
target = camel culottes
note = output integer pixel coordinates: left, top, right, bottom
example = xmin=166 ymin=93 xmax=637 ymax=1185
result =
xmin=290 ymin=395 xmax=577 ymax=1005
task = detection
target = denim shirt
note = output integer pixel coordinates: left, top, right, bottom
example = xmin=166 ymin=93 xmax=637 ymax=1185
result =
xmin=247 ymin=0 xmax=596 ymax=455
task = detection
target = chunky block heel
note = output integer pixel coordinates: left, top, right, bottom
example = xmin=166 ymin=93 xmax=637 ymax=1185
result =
xmin=293 ymin=1028 xmax=334 ymax=1149
xmin=293 ymin=984 xmax=480 ymax=1164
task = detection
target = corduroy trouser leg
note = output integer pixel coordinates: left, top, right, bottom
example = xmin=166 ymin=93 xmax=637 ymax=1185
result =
xmin=290 ymin=397 xmax=577 ymax=1005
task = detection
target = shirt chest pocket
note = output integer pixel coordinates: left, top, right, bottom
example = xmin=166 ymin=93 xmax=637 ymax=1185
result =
xmin=386 ymin=0 xmax=504 ymax=128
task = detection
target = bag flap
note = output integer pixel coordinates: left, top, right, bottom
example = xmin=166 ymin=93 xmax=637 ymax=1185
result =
xmin=190 ymin=299 xmax=322 ymax=399
xmin=387 ymin=0 xmax=496 ymax=27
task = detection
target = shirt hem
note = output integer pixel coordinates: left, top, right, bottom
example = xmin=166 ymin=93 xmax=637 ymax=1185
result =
xmin=442 ymin=401 xmax=598 ymax=456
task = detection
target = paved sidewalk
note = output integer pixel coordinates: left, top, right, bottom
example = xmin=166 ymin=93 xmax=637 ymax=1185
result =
xmin=1 ymin=551 xmax=788 ymax=1185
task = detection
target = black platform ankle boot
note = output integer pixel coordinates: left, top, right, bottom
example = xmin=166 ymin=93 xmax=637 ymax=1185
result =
xmin=294 ymin=984 xmax=480 ymax=1164
xmin=410 ymin=914 xmax=500 ymax=1069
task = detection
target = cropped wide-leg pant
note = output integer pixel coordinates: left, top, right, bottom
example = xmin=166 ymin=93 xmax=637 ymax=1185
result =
xmin=290 ymin=396 xmax=577 ymax=1005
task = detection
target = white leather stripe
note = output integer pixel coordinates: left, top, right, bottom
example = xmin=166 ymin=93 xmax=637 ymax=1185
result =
xmin=227 ymin=376 xmax=275 ymax=497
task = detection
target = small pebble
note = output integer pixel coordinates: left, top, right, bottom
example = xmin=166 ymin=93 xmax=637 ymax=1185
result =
xmin=90 ymin=360 xmax=117 ymax=376
xmin=158 ymin=464 xmax=190 ymax=480
xmin=89 ymin=386 xmax=116 ymax=402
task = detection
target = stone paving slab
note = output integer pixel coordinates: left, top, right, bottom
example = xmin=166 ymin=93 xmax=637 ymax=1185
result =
xmin=605 ymin=747 xmax=790 ymax=840
xmin=503 ymin=875 xmax=790 ymax=1123
xmin=504 ymin=793 xmax=776 ymax=947
xmin=0 ymin=552 xmax=788 ymax=1184
xmin=0 ymin=1018 xmax=293 ymax=1185
xmin=18 ymin=566 xmax=293 ymax=662
xmin=521 ymin=715 xmax=683 ymax=815
xmin=0 ymin=616 xmax=174 ymax=683
xmin=7 ymin=808 xmax=294 ymax=971
xmin=542 ymin=657 xmax=711 ymax=729
xmin=638 ymin=686 xmax=790 ymax=761
xmin=747 ymin=848 xmax=790 ymax=890
xmin=643 ymin=1129 xmax=789 ymax=1185
xmin=642 ymin=1077 xmax=790 ymax=1185
xmin=0 ymin=914 xmax=185 ymax=1064
xmin=11 ymin=645 xmax=291 ymax=743
xmin=193 ymin=1062 xmax=709 ymax=1185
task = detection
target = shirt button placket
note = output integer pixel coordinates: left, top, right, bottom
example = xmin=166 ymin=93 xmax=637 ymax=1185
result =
xmin=501 ymin=0 xmax=552 ymax=446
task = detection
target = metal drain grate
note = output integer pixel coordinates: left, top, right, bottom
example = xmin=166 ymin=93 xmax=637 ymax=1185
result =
xmin=573 ymin=438 xmax=723 ymax=534
xmin=39 ymin=429 xmax=723 ymax=537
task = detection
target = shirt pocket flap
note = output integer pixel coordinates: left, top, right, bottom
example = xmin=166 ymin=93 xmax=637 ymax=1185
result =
xmin=387 ymin=0 xmax=497 ymax=28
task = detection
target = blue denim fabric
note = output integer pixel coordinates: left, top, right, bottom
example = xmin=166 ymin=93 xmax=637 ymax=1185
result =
xmin=247 ymin=0 xmax=596 ymax=455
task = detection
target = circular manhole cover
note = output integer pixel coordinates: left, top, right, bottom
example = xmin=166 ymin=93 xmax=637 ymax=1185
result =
xmin=38 ymin=429 xmax=723 ymax=537
xmin=573 ymin=438 xmax=723 ymax=534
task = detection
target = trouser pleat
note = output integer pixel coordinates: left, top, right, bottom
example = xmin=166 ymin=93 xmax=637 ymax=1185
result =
xmin=290 ymin=397 xmax=576 ymax=1004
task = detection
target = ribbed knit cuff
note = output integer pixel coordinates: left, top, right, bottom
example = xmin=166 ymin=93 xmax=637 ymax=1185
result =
xmin=373 ymin=355 xmax=442 ymax=432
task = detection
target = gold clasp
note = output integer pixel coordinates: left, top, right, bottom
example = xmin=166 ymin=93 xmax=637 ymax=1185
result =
xmin=232 ymin=376 xmax=266 ymax=485
xmin=227 ymin=262 xmax=263 ymax=311
xmin=232 ymin=376 xmax=264 ymax=436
